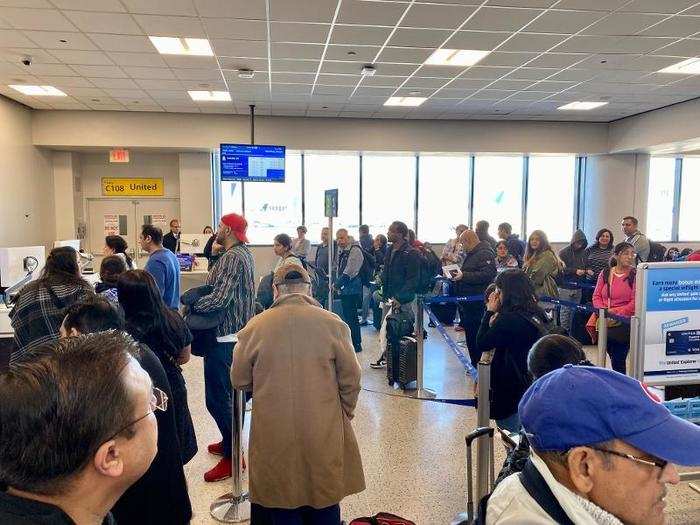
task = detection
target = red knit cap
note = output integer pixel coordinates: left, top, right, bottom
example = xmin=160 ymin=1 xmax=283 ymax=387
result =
xmin=221 ymin=213 xmax=249 ymax=243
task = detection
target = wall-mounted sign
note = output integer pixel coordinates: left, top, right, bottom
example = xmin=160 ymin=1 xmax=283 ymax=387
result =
xmin=109 ymin=149 xmax=129 ymax=163
xmin=324 ymin=189 xmax=338 ymax=218
xmin=102 ymin=178 xmax=164 ymax=197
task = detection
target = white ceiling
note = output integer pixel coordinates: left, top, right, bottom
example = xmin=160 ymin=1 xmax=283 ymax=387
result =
xmin=0 ymin=0 xmax=699 ymax=121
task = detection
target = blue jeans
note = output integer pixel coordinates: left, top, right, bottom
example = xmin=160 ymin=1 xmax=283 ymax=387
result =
xmin=251 ymin=503 xmax=340 ymax=525
xmin=496 ymin=412 xmax=521 ymax=434
xmin=204 ymin=341 xmax=233 ymax=458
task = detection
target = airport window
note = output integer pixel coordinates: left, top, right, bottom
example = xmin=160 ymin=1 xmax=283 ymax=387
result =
xmin=304 ymin=153 xmax=360 ymax=242
xmin=417 ymin=155 xmax=470 ymax=243
xmin=679 ymin=157 xmax=700 ymax=242
xmin=244 ymin=153 xmax=303 ymax=245
xmin=472 ymin=155 xmax=523 ymax=237
xmin=362 ymin=155 xmax=417 ymax=239
xmin=646 ymin=157 xmax=677 ymax=242
xmin=526 ymin=155 xmax=576 ymax=242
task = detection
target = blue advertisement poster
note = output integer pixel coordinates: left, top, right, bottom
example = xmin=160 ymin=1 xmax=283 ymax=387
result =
xmin=642 ymin=265 xmax=700 ymax=379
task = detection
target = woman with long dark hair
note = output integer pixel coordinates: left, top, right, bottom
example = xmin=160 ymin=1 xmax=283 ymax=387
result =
xmin=591 ymin=242 xmax=636 ymax=374
xmin=104 ymin=234 xmax=135 ymax=269
xmin=10 ymin=246 xmax=93 ymax=358
xmin=585 ymin=228 xmax=614 ymax=281
xmin=523 ymin=230 xmax=561 ymax=300
xmin=273 ymin=233 xmax=302 ymax=271
xmin=117 ymin=269 xmax=197 ymax=463
xmin=476 ymin=269 xmax=550 ymax=432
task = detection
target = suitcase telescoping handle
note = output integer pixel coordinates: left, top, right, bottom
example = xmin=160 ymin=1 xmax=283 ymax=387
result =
xmin=465 ymin=427 xmax=495 ymax=523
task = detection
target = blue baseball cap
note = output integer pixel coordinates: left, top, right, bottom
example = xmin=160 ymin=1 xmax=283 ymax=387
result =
xmin=519 ymin=365 xmax=700 ymax=466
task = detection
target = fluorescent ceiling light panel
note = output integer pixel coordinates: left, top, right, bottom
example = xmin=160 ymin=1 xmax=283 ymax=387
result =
xmin=384 ymin=96 xmax=427 ymax=107
xmin=149 ymin=36 xmax=213 ymax=56
xmin=659 ymin=58 xmax=700 ymax=75
xmin=188 ymin=90 xmax=231 ymax=102
xmin=557 ymin=101 xmax=608 ymax=111
xmin=9 ymin=85 xmax=66 ymax=96
xmin=425 ymin=49 xmax=490 ymax=67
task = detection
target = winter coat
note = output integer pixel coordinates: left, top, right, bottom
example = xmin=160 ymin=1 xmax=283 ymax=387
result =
xmin=504 ymin=234 xmax=526 ymax=265
xmin=381 ymin=242 xmax=421 ymax=304
xmin=456 ymin=241 xmax=496 ymax=296
xmin=231 ymin=293 xmax=365 ymax=509
xmin=524 ymin=250 xmax=560 ymax=298
xmin=558 ymin=229 xmax=589 ymax=289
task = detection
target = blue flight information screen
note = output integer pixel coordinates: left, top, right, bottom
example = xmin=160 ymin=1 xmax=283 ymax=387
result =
xmin=220 ymin=144 xmax=286 ymax=182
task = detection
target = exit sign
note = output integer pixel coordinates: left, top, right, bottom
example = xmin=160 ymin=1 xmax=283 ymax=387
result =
xmin=109 ymin=149 xmax=129 ymax=163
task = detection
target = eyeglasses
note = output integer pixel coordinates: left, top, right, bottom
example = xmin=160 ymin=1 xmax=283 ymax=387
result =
xmin=107 ymin=386 xmax=168 ymax=442
xmin=590 ymin=446 xmax=668 ymax=470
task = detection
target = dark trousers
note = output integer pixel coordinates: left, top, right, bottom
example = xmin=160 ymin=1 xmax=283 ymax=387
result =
xmin=340 ymin=294 xmax=362 ymax=351
xmin=607 ymin=339 xmax=629 ymax=374
xmin=459 ymin=301 xmax=485 ymax=367
xmin=251 ymin=503 xmax=340 ymax=525
xmin=204 ymin=340 xmax=234 ymax=458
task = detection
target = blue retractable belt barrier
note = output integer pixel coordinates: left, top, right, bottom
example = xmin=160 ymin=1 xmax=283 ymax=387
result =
xmin=424 ymin=294 xmax=485 ymax=305
xmin=539 ymin=295 xmax=631 ymax=324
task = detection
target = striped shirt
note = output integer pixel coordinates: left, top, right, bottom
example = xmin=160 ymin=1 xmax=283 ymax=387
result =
xmin=195 ymin=243 xmax=255 ymax=338
xmin=585 ymin=245 xmax=613 ymax=280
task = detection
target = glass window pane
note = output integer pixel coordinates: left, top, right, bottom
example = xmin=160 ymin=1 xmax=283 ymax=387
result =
xmin=244 ymin=154 xmax=302 ymax=245
xmin=304 ymin=154 xmax=360 ymax=242
xmin=679 ymin=157 xmax=700 ymax=241
xmin=526 ymin=156 xmax=576 ymax=242
xmin=417 ymin=155 xmax=470 ymax=243
xmin=362 ymin=155 xmax=416 ymax=239
xmin=646 ymin=157 xmax=676 ymax=242
xmin=473 ymin=156 xmax=523 ymax=236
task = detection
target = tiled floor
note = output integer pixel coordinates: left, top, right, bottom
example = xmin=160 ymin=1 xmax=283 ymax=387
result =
xmin=181 ymin=323 xmax=700 ymax=524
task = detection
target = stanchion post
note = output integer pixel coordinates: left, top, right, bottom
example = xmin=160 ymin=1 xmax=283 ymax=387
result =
xmin=327 ymin=216 xmax=333 ymax=312
xmin=210 ymin=389 xmax=250 ymax=523
xmin=411 ymin=296 xmax=436 ymax=399
xmin=629 ymin=316 xmax=641 ymax=380
xmin=597 ymin=308 xmax=608 ymax=368
xmin=476 ymin=361 xmax=491 ymax=502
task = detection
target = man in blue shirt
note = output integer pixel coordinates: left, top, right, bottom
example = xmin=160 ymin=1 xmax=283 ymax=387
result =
xmin=141 ymin=224 xmax=180 ymax=309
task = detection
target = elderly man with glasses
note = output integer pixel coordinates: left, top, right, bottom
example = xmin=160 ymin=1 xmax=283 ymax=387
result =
xmin=486 ymin=365 xmax=697 ymax=525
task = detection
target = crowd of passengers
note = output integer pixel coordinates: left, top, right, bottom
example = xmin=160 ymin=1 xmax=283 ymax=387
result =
xmin=1 ymin=211 xmax=699 ymax=525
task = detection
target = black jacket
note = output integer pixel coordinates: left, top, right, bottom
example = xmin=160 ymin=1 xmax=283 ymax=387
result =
xmin=381 ymin=242 xmax=420 ymax=304
xmin=558 ymin=229 xmax=589 ymax=289
xmin=163 ymin=231 xmax=179 ymax=253
xmin=505 ymin=234 xmax=526 ymax=265
xmin=456 ymin=241 xmax=496 ymax=296
xmin=476 ymin=310 xmax=543 ymax=420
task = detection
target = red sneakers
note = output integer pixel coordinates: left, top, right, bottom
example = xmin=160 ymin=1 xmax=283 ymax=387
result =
xmin=204 ymin=457 xmax=232 ymax=482
xmin=207 ymin=441 xmax=224 ymax=456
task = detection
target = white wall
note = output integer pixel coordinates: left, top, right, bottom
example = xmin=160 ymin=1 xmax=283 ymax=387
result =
xmin=52 ymin=151 xmax=77 ymax=240
xmin=178 ymin=152 xmax=213 ymax=233
xmin=0 ymin=96 xmax=54 ymax=248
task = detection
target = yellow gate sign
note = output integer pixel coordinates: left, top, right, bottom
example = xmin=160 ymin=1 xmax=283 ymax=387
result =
xmin=102 ymin=178 xmax=164 ymax=197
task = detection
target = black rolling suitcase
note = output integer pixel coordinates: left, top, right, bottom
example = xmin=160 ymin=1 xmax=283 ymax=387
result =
xmin=385 ymin=308 xmax=414 ymax=388
xmin=387 ymin=336 xmax=418 ymax=389
xmin=570 ymin=304 xmax=592 ymax=345
xmin=430 ymin=279 xmax=457 ymax=326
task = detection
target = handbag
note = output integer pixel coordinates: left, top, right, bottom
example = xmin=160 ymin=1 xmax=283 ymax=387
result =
xmin=586 ymin=271 xmax=629 ymax=344
xmin=350 ymin=512 xmax=416 ymax=525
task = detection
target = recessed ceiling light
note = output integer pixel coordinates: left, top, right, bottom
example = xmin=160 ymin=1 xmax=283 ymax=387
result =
xmin=9 ymin=85 xmax=66 ymax=96
xmin=384 ymin=96 xmax=426 ymax=107
xmin=188 ymin=90 xmax=231 ymax=102
xmin=149 ymin=36 xmax=213 ymax=56
xmin=425 ymin=49 xmax=490 ymax=67
xmin=557 ymin=101 xmax=608 ymax=110
xmin=659 ymin=57 xmax=700 ymax=75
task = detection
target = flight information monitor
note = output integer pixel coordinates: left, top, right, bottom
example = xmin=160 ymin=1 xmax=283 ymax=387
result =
xmin=220 ymin=144 xmax=286 ymax=182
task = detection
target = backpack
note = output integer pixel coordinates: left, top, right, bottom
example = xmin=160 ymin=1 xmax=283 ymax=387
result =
xmin=415 ymin=246 xmax=442 ymax=295
xmin=351 ymin=245 xmax=376 ymax=287
xmin=647 ymin=241 xmax=666 ymax=262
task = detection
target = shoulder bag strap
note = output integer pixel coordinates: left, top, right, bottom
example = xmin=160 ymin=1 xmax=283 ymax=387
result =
xmin=518 ymin=459 xmax=575 ymax=525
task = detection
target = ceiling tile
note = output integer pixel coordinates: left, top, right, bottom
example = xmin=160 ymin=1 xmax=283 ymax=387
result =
xmin=212 ymin=39 xmax=268 ymax=57
xmin=353 ymin=86 xmax=395 ymax=97
xmin=272 ymin=83 xmax=312 ymax=94
xmin=107 ymin=51 xmax=168 ymax=67
xmin=63 ymin=11 xmax=142 ymax=34
xmin=21 ymin=30 xmax=97 ymax=50
xmin=122 ymin=66 xmax=175 ymax=79
xmin=627 ymin=54 xmax=688 ymax=71
xmin=362 ymin=74 xmax=406 ymax=87
xmin=506 ymin=67 xmax=558 ymax=80
xmin=171 ymin=67 xmax=221 ymax=80
xmin=135 ymin=78 xmax=184 ymax=90
xmin=272 ymin=72 xmax=316 ymax=83
xmin=460 ymin=66 xmax=511 ymax=79
xmin=526 ymin=80 xmax=576 ymax=91
xmin=122 ymin=0 xmax=198 ymax=16
xmin=37 ymin=75 xmax=94 ymax=87
xmin=132 ymin=15 xmax=205 ymax=37
xmin=88 ymin=33 xmax=154 ymax=52
xmin=507 ymin=90 xmax=549 ymax=101
xmin=337 ymin=1 xmax=406 ymax=26
xmin=0 ymin=47 xmax=61 ymax=64
xmin=88 ymin=77 xmax=140 ymax=88
xmin=555 ymin=0 xmax=638 ymax=12
xmin=553 ymin=35 xmax=627 ymax=53
xmin=614 ymin=36 xmax=676 ymax=53
xmin=525 ymin=52 xmax=589 ymax=68
xmin=639 ymin=16 xmax=700 ymax=38
xmin=52 ymin=0 xmax=125 ymax=11
xmin=479 ymin=51 xmax=538 ymax=67
xmin=403 ymin=77 xmax=449 ymax=88
xmin=498 ymin=33 xmax=569 ymax=52
xmin=314 ymin=84 xmax=353 ymax=96
xmin=271 ymin=58 xmax=319 ymax=72
xmin=71 ymin=64 xmax=128 ymax=77
xmin=444 ymin=30 xmax=510 ymax=50
xmin=469 ymin=89 xmax=515 ymax=100
xmin=331 ymin=25 xmax=391 ymax=46
xmin=0 ymin=7 xmax=77 ymax=31
xmin=373 ymin=63 xmax=419 ymax=76
xmin=462 ymin=7 xmax=544 ymax=31
xmin=205 ymin=18 xmax=268 ymax=40
xmin=582 ymin=13 xmax=666 ymax=35
xmin=271 ymin=42 xmax=324 ymax=60
xmin=162 ymin=54 xmax=217 ymax=68
xmin=619 ymin=0 xmax=699 ymax=14
xmin=194 ymin=0 xmax=266 ymax=19
xmin=523 ymin=9 xmax=604 ymax=33
xmin=401 ymin=3 xmax=477 ymax=29
xmin=270 ymin=22 xmax=329 ymax=43
xmin=101 ymin=87 xmax=150 ymax=98
xmin=21 ymin=62 xmax=76 ymax=75
xmin=546 ymin=69 xmax=597 ymax=81
xmin=147 ymin=89 xmax=198 ymax=101
xmin=375 ymin=47 xmax=433 ymax=64
xmin=269 ymin=0 xmax=337 ymax=23
xmin=317 ymin=73 xmax=360 ymax=86
xmin=414 ymin=64 xmax=466 ymax=78
xmin=651 ymin=38 xmax=700 ymax=57
xmin=439 ymin=78 xmax=491 ymax=90
xmin=324 ymin=44 xmax=378 ymax=62
xmin=219 ymin=56 xmax=269 ymax=70
xmin=61 ymin=86 xmax=108 ymax=97
xmin=388 ymin=28 xmax=452 ymax=48
xmin=49 ymin=49 xmax=114 ymax=65
xmin=320 ymin=60 xmax=362 ymax=74
xmin=488 ymin=78 xmax=535 ymax=90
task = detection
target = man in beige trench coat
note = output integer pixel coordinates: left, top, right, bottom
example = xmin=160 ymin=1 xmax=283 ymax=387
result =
xmin=231 ymin=263 xmax=365 ymax=524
